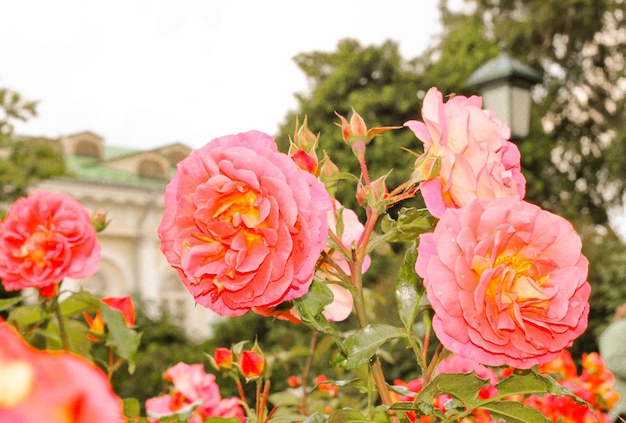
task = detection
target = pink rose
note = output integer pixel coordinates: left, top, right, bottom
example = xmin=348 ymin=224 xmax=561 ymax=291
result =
xmin=164 ymin=362 xmax=219 ymax=402
xmin=158 ymin=131 xmax=331 ymax=317
xmin=415 ymin=197 xmax=590 ymax=368
xmin=0 ymin=323 xmax=124 ymax=423
xmin=405 ymin=87 xmax=526 ymax=217
xmin=0 ymin=191 xmax=101 ymax=292
xmin=147 ymin=362 xmax=244 ymax=423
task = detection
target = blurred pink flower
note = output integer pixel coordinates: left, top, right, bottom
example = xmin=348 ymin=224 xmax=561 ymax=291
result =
xmin=405 ymin=87 xmax=526 ymax=217
xmin=416 ymin=197 xmax=590 ymax=368
xmin=0 ymin=190 xmax=101 ymax=292
xmin=0 ymin=322 xmax=123 ymax=423
xmin=158 ymin=131 xmax=331 ymax=317
xmin=147 ymin=362 xmax=244 ymax=422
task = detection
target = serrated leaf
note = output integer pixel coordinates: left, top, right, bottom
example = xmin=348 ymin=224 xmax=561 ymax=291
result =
xmin=100 ymin=303 xmax=141 ymax=374
xmin=395 ymin=241 xmax=422 ymax=329
xmin=496 ymin=369 xmax=591 ymax=408
xmin=335 ymin=324 xmax=407 ymax=369
xmin=415 ymin=372 xmax=489 ymax=407
xmin=328 ymin=409 xmax=368 ymax=423
xmin=381 ymin=207 xmax=435 ymax=243
xmin=481 ymin=400 xmax=551 ymax=423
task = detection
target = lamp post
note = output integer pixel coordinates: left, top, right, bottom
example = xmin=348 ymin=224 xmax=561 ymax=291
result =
xmin=466 ymin=46 xmax=542 ymax=141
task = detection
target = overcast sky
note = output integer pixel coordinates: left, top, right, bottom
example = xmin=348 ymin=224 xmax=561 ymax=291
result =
xmin=1 ymin=1 xmax=448 ymax=150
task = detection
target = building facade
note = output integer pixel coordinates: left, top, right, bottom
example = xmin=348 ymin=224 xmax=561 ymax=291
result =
xmin=35 ymin=131 xmax=221 ymax=340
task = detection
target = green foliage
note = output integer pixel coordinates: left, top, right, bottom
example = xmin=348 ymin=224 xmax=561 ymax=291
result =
xmin=110 ymin=308 xmax=208 ymax=406
xmin=0 ymin=136 xmax=68 ymax=204
xmin=0 ymin=87 xmax=37 ymax=141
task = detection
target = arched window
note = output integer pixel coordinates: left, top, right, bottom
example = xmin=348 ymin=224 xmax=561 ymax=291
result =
xmin=138 ymin=159 xmax=166 ymax=179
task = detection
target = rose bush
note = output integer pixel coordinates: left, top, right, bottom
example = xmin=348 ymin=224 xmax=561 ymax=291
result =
xmin=0 ymin=86 xmax=612 ymax=423
xmin=158 ymin=130 xmax=331 ymax=317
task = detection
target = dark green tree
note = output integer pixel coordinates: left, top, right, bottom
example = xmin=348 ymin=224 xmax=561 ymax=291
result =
xmin=0 ymin=86 xmax=67 ymax=205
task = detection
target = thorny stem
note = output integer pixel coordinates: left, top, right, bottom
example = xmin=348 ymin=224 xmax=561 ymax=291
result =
xmin=300 ymin=331 xmax=319 ymax=415
xmin=358 ymin=154 xmax=371 ymax=186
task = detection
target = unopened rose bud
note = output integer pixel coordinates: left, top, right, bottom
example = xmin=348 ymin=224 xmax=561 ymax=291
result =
xmin=91 ymin=211 xmax=110 ymax=232
xmin=290 ymin=116 xmax=319 ymax=154
xmin=239 ymin=344 xmax=265 ymax=380
xmin=213 ymin=347 xmax=233 ymax=370
xmin=287 ymin=375 xmax=301 ymax=388
xmin=291 ymin=149 xmax=319 ymax=176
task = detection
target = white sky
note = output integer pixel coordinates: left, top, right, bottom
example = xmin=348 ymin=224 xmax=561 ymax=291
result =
xmin=1 ymin=1 xmax=446 ymax=150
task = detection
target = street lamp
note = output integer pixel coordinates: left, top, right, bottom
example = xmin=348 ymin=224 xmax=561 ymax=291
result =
xmin=466 ymin=46 xmax=542 ymax=141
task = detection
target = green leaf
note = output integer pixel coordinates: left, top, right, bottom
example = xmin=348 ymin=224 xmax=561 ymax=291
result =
xmin=496 ymin=369 xmax=591 ymax=408
xmin=100 ymin=303 xmax=141 ymax=374
xmin=380 ymin=207 xmax=435 ymax=243
xmin=293 ymin=281 xmax=345 ymax=350
xmin=59 ymin=291 xmax=100 ymax=317
xmin=295 ymin=280 xmax=334 ymax=317
xmin=414 ymin=372 xmax=489 ymax=407
xmin=45 ymin=317 xmax=93 ymax=359
xmin=335 ymin=324 xmax=407 ymax=369
xmin=0 ymin=296 xmax=23 ymax=311
xmin=481 ymin=400 xmax=551 ymax=423
xmin=123 ymin=398 xmax=141 ymax=419
xmin=204 ymin=417 xmax=244 ymax=423
xmin=395 ymin=241 xmax=422 ymax=329
xmin=328 ymin=409 xmax=368 ymax=423
xmin=8 ymin=304 xmax=44 ymax=327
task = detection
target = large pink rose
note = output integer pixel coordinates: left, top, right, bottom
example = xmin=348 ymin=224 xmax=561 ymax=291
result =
xmin=405 ymin=87 xmax=526 ymax=217
xmin=0 ymin=322 xmax=124 ymax=423
xmin=158 ymin=131 xmax=331 ymax=316
xmin=415 ymin=197 xmax=590 ymax=368
xmin=0 ymin=191 xmax=101 ymax=292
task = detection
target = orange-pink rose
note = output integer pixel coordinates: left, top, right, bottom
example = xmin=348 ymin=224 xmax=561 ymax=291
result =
xmin=415 ymin=197 xmax=590 ymax=368
xmin=0 ymin=322 xmax=124 ymax=423
xmin=405 ymin=87 xmax=526 ymax=218
xmin=0 ymin=191 xmax=101 ymax=292
xmin=158 ymin=131 xmax=331 ymax=317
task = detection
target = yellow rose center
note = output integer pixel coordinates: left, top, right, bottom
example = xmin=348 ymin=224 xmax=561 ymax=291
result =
xmin=0 ymin=359 xmax=35 ymax=409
